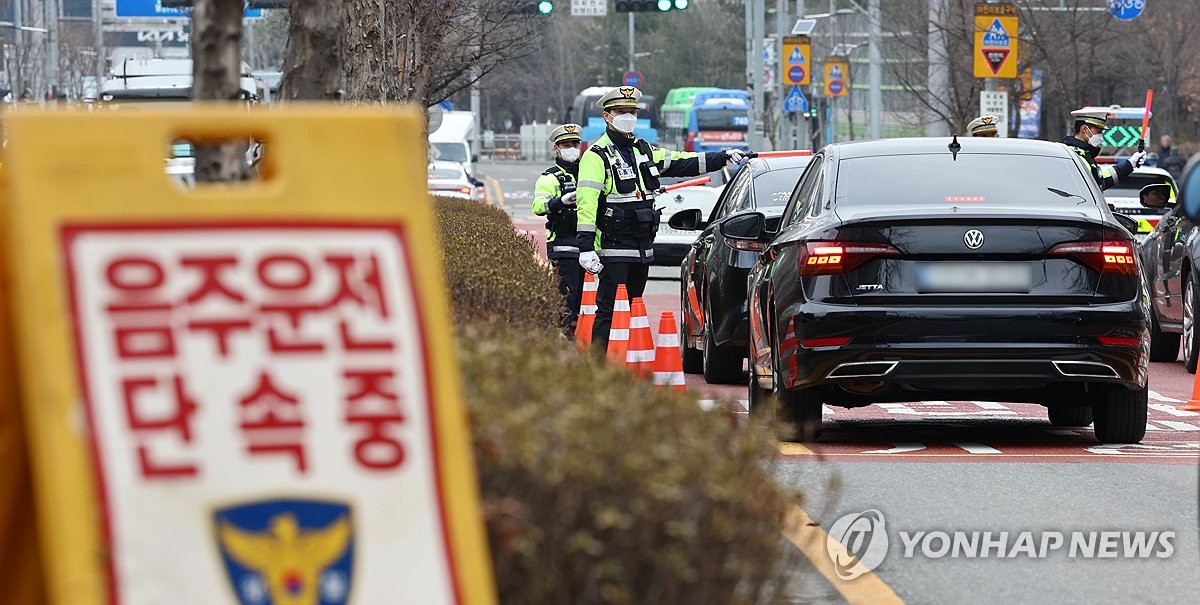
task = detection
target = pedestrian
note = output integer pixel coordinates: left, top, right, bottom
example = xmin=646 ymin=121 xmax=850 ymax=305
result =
xmin=532 ymin=123 xmax=585 ymax=335
xmin=1158 ymin=134 xmax=1186 ymax=178
xmin=967 ymin=115 xmax=1000 ymax=137
xmin=575 ymin=86 xmax=745 ymax=352
xmin=1062 ymin=107 xmax=1145 ymax=191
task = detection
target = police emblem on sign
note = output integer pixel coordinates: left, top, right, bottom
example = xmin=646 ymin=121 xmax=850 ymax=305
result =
xmin=215 ymin=500 xmax=354 ymax=605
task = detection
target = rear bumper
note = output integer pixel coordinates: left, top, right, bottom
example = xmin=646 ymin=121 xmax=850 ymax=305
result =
xmin=766 ymin=300 xmax=1150 ymax=398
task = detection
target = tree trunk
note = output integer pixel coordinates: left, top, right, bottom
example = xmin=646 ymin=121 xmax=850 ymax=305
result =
xmin=279 ymin=0 xmax=349 ymax=101
xmin=192 ymin=0 xmax=249 ymax=182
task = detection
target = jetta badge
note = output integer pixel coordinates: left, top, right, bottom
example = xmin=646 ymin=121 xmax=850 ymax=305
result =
xmin=964 ymin=229 xmax=985 ymax=249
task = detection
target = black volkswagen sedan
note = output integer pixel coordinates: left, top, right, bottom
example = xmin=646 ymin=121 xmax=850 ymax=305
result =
xmin=741 ymin=138 xmax=1150 ymax=444
xmin=671 ymin=155 xmax=813 ymax=384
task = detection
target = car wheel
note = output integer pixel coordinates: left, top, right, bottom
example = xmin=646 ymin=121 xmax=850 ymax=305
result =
xmin=1047 ymin=405 xmax=1093 ymax=427
xmin=703 ymin=324 xmax=745 ymax=384
xmin=748 ymin=370 xmax=772 ymax=417
xmin=776 ymin=387 xmax=823 ymax=443
xmin=1148 ymin=312 xmax=1181 ymax=362
xmin=681 ymin=317 xmax=703 ymax=374
xmin=1184 ymin=274 xmax=1199 ymax=373
xmin=1092 ymin=387 xmax=1148 ymax=444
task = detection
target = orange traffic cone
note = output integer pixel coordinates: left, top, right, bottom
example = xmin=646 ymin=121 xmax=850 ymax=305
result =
xmin=627 ymin=298 xmax=657 ymax=376
xmin=606 ymin=285 xmax=631 ymax=366
xmin=687 ymin=281 xmax=704 ymax=326
xmin=575 ymin=271 xmax=598 ymax=351
xmin=1183 ymin=371 xmax=1200 ymax=411
xmin=652 ymin=312 xmax=686 ymax=392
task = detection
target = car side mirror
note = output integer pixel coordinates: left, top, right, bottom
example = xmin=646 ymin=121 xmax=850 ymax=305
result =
xmin=668 ymin=208 xmax=705 ymax=231
xmin=1139 ymin=187 xmax=1173 ymax=209
xmin=721 ymin=212 xmax=766 ymax=240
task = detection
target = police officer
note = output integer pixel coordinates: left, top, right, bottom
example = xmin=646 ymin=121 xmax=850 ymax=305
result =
xmin=1063 ymin=107 xmax=1146 ymax=191
xmin=967 ymin=115 xmax=1000 ymax=137
xmin=533 ymin=124 xmax=584 ymax=334
xmin=576 ymin=86 xmax=745 ymax=352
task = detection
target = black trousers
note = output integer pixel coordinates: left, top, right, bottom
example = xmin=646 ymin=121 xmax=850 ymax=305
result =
xmin=550 ymin=258 xmax=584 ymax=335
xmin=591 ymin=261 xmax=650 ymax=352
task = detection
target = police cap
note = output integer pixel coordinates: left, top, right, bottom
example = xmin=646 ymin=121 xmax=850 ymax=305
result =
xmin=549 ymin=123 xmax=583 ymax=145
xmin=596 ymin=86 xmax=642 ymax=110
xmin=967 ymin=115 xmax=999 ymax=137
xmin=1070 ymin=107 xmax=1111 ymax=129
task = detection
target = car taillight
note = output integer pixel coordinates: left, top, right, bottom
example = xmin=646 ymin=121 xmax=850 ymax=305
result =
xmin=800 ymin=336 xmax=852 ymax=348
xmin=725 ymin=237 xmax=768 ymax=252
xmin=1097 ymin=335 xmax=1141 ymax=347
xmin=1048 ymin=240 xmax=1138 ymax=275
xmin=798 ymin=241 xmax=900 ymax=276
xmin=459 ymin=186 xmax=472 ymax=194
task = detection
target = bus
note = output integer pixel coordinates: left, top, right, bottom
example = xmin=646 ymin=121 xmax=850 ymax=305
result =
xmin=681 ymin=89 xmax=750 ymax=153
xmin=566 ymin=86 xmax=659 ymax=149
xmin=659 ymin=87 xmax=719 ymax=149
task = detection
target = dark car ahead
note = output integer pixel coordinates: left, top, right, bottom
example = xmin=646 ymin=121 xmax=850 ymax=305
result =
xmin=670 ymin=156 xmax=813 ymax=384
xmin=740 ymin=138 xmax=1150 ymax=444
xmin=1141 ymin=180 xmax=1200 ymax=370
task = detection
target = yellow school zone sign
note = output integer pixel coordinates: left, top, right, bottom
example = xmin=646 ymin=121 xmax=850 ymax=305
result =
xmin=0 ymin=107 xmax=496 ymax=604
xmin=973 ymin=2 xmax=1019 ymax=79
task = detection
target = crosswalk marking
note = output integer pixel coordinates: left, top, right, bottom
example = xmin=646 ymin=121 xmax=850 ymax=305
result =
xmin=954 ymin=442 xmax=1003 ymax=454
xmin=1154 ymin=420 xmax=1199 ymax=431
xmin=971 ymin=401 xmax=1008 ymax=410
xmin=1148 ymin=390 xmax=1184 ymax=403
xmin=1149 ymin=403 xmax=1200 ymax=417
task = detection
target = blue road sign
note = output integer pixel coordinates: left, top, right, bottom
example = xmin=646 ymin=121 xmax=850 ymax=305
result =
xmin=784 ymin=86 xmax=809 ymax=113
xmin=623 ymin=70 xmax=644 ymax=88
xmin=115 ymin=0 xmax=263 ymax=19
xmin=788 ymin=65 xmax=805 ymax=83
xmin=1107 ymin=0 xmax=1145 ymax=21
xmin=787 ymin=47 xmax=807 ymax=65
xmin=829 ymin=65 xmax=845 ymax=80
xmin=829 ymin=80 xmax=844 ymax=95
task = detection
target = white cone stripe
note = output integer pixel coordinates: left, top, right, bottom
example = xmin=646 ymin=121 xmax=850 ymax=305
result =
xmin=579 ymin=305 xmax=597 ymax=314
xmin=627 ymin=350 xmax=655 ymax=362
xmin=657 ymin=334 xmax=681 ymax=347
xmin=654 ymin=371 xmax=686 ymax=385
xmin=615 ymin=302 xmax=630 ymax=311
xmin=608 ymin=329 xmax=629 ymax=340
xmin=630 ymin=316 xmax=651 ymax=328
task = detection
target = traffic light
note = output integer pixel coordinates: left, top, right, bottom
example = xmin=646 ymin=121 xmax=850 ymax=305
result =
xmin=656 ymin=0 xmax=690 ymax=10
xmin=616 ymin=1 xmax=658 ymax=12
xmin=515 ymin=1 xmax=553 ymax=13
xmin=536 ymin=0 xmax=554 ymax=13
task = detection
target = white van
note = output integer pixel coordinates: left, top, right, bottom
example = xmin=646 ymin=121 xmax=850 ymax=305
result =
xmin=429 ymin=110 xmax=478 ymax=176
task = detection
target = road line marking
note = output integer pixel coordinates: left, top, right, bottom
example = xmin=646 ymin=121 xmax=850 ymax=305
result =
xmin=781 ymin=506 xmax=905 ymax=605
xmin=922 ymin=400 xmax=951 ymax=406
xmin=775 ymin=442 xmax=815 ymax=455
xmin=485 ymin=175 xmax=506 ymax=210
xmin=1144 ymin=423 xmax=1165 ymax=431
xmin=1155 ymin=420 xmax=1200 ymax=431
xmin=971 ymin=401 xmax=1008 ymax=410
xmin=823 ymin=405 xmax=837 ymax=415
xmin=1150 ymin=403 xmax=1199 ymax=417
xmin=1148 ymin=390 xmax=1184 ymax=403
xmin=954 ymin=442 xmax=1003 ymax=454
xmin=862 ymin=443 xmax=926 ymax=454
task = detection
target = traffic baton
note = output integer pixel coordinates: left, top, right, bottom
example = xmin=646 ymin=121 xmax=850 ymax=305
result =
xmin=661 ymin=176 xmax=712 ymax=192
xmin=1139 ymin=89 xmax=1154 ymax=153
xmin=748 ymin=150 xmax=814 ymax=159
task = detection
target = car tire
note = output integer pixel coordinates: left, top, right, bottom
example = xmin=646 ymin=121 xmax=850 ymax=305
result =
xmin=681 ymin=320 xmax=703 ymax=374
xmin=748 ymin=371 xmax=773 ymax=417
xmin=703 ymin=325 xmax=745 ymax=384
xmin=1092 ymin=387 xmax=1148 ymax=444
xmin=1047 ymin=406 xmax=1093 ymax=427
xmin=1184 ymin=274 xmax=1199 ymax=373
xmin=1148 ymin=312 xmax=1181 ymax=362
xmin=776 ymin=387 xmax=823 ymax=443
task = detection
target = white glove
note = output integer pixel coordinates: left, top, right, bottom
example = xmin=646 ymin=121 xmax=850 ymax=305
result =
xmin=725 ymin=149 xmax=748 ymax=167
xmin=1128 ymin=150 xmax=1147 ymax=168
xmin=579 ymin=251 xmax=603 ymax=274
xmin=561 ymin=191 xmax=577 ymax=206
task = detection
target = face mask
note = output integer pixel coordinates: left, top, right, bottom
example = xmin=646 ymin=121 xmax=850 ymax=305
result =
xmin=559 ymin=147 xmax=581 ymax=162
xmin=611 ymin=113 xmax=638 ymax=134
xmin=1086 ymin=128 xmax=1104 ymax=148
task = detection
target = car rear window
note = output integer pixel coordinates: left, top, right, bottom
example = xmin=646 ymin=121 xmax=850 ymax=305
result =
xmin=753 ymin=166 xmax=807 ymax=209
xmin=835 ymin=154 xmax=1093 ymax=207
xmin=428 ymin=168 xmax=463 ymax=180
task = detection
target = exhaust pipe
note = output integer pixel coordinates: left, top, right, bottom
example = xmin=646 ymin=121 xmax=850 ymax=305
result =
xmin=827 ymin=361 xmax=899 ymax=379
xmin=1052 ymin=361 xmax=1120 ymax=378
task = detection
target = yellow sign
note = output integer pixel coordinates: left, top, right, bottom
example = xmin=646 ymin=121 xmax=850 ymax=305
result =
xmin=973 ymin=2 xmax=1019 ymax=79
xmin=824 ymin=56 xmax=850 ymax=98
xmin=0 ymin=107 xmax=497 ymax=605
xmin=782 ymin=35 xmax=812 ymax=86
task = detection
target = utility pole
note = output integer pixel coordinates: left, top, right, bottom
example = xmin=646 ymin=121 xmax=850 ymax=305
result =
xmin=775 ymin=0 xmax=787 ymax=150
xmin=44 ymin=0 xmax=61 ymax=99
xmin=926 ymin=0 xmax=950 ymax=136
xmin=628 ymin=12 xmax=635 ymax=72
xmin=93 ymin=0 xmax=105 ymax=92
xmin=827 ymin=0 xmax=836 ymax=144
xmin=867 ymin=0 xmax=881 ymax=139
xmin=794 ymin=0 xmax=806 ymax=150
xmin=748 ymin=0 xmax=765 ymax=150
xmin=14 ymin=0 xmax=26 ymax=96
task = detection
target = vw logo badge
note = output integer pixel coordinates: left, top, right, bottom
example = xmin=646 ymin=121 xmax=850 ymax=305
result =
xmin=963 ymin=229 xmax=985 ymax=250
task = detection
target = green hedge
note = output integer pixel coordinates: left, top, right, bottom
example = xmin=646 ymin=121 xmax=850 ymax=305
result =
xmin=434 ymin=196 xmax=797 ymax=604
